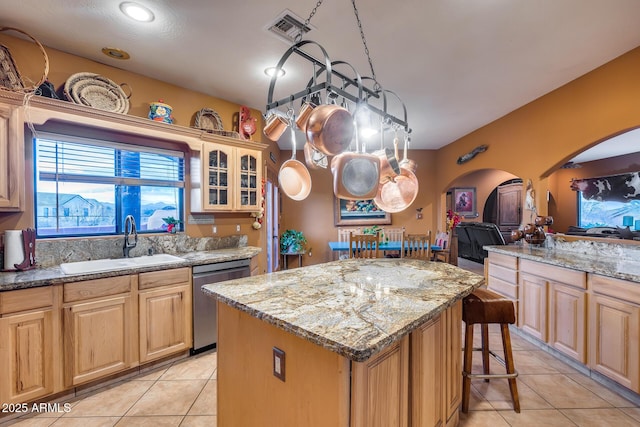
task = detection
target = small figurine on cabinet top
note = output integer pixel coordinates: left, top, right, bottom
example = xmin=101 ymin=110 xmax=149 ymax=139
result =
xmin=149 ymin=99 xmax=174 ymax=124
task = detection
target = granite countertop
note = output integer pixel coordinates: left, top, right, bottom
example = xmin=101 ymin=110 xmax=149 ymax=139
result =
xmin=202 ymin=259 xmax=485 ymax=362
xmin=484 ymin=245 xmax=640 ymax=283
xmin=0 ymin=246 xmax=261 ymax=292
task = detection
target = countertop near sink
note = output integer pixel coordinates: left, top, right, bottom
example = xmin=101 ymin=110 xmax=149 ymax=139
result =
xmin=0 ymin=246 xmax=261 ymax=292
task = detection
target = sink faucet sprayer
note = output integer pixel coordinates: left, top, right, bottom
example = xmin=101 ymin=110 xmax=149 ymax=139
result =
xmin=123 ymin=215 xmax=138 ymax=258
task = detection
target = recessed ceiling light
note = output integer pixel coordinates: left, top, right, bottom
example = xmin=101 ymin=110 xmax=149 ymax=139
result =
xmin=264 ymin=67 xmax=286 ymax=78
xmin=102 ymin=47 xmax=131 ymax=60
xmin=119 ymin=2 xmax=155 ymax=22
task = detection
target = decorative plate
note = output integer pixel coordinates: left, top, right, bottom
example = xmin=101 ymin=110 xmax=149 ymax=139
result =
xmin=194 ymin=108 xmax=224 ymax=131
xmin=64 ymin=72 xmax=130 ymax=114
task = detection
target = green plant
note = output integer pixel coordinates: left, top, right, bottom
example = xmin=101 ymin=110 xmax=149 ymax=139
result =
xmin=280 ymin=229 xmax=307 ymax=253
xmin=362 ymin=225 xmax=388 ymax=243
xmin=162 ymin=216 xmax=182 ymax=233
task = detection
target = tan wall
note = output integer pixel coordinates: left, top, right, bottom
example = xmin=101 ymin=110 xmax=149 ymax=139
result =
xmin=0 ymin=34 xmax=282 ymax=274
xmin=435 ymin=46 xmax=640 ymax=225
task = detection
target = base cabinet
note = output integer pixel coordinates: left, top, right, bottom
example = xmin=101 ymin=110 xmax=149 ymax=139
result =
xmin=139 ymin=283 xmax=192 ymax=363
xmin=0 ymin=310 xmax=54 ymax=404
xmin=64 ymin=294 xmax=136 ymax=386
xmin=518 ymin=272 xmax=548 ymax=341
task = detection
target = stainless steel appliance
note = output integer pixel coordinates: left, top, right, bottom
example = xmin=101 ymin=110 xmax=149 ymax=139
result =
xmin=192 ymin=258 xmax=251 ymax=354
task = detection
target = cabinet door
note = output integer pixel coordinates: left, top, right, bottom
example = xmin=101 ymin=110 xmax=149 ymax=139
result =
xmin=549 ymin=282 xmax=586 ymax=363
xmin=443 ymin=300 xmax=462 ymax=422
xmin=351 ymin=335 xmax=409 ymax=427
xmin=0 ymin=104 xmax=25 ymax=211
xmin=410 ymin=316 xmax=443 ymax=427
xmin=203 ymin=144 xmax=233 ymax=211
xmin=589 ymin=293 xmax=640 ymax=392
xmin=64 ymin=295 xmax=134 ymax=386
xmin=236 ymin=148 xmax=262 ymax=211
xmin=0 ymin=310 xmax=54 ymax=403
xmin=519 ymin=272 xmax=547 ymax=341
xmin=139 ymin=284 xmax=192 ymax=362
xmin=497 ymin=183 xmax=521 ymax=242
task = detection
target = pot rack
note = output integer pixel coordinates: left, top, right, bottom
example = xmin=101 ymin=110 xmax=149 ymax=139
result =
xmin=265 ymin=0 xmax=411 ymax=135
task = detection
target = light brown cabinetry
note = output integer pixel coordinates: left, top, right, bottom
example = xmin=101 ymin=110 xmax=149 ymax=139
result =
xmin=62 ymin=276 xmax=137 ymax=386
xmin=519 ymin=268 xmax=548 ymax=341
xmin=487 ymin=252 xmax=519 ymax=316
xmin=138 ymin=268 xmax=192 ymax=362
xmin=0 ymin=103 xmax=25 ymax=211
xmin=588 ymin=274 xmax=640 ymax=392
xmin=0 ymin=287 xmax=58 ymax=404
xmin=200 ymin=142 xmax=262 ymax=212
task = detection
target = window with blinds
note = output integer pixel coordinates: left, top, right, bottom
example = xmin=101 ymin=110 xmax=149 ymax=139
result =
xmin=34 ymin=133 xmax=185 ymax=237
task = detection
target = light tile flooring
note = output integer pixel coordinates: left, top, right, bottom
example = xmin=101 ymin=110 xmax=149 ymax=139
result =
xmin=5 ymin=258 xmax=640 ymax=426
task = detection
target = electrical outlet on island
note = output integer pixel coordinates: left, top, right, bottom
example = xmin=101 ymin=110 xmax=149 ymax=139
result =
xmin=273 ymin=347 xmax=285 ymax=382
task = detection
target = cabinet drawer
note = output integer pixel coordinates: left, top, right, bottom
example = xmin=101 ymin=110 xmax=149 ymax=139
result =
xmin=488 ymin=252 xmax=518 ymax=269
xmin=488 ymin=276 xmax=518 ymax=300
xmin=520 ymin=259 xmax=586 ymax=289
xmin=590 ymin=274 xmax=640 ymax=305
xmin=488 ymin=263 xmax=518 ymax=285
xmin=0 ymin=286 xmax=54 ymax=315
xmin=64 ymin=276 xmax=132 ymax=303
xmin=139 ymin=267 xmax=190 ymax=290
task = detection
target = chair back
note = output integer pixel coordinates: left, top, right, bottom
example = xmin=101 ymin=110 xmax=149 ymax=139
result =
xmin=349 ymin=231 xmax=380 ymax=259
xmin=337 ymin=227 xmax=361 ymax=259
xmin=406 ymin=231 xmax=432 ymax=260
xmin=381 ymin=227 xmax=405 ymax=243
xmin=433 ymin=230 xmax=452 ymax=263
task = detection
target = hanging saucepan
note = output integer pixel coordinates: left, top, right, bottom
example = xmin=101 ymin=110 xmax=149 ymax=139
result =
xmin=278 ymin=117 xmax=312 ymax=201
xmin=372 ymin=101 xmax=400 ymax=184
xmin=373 ymin=133 xmax=418 ymax=213
xmin=331 ymin=117 xmax=381 ymax=200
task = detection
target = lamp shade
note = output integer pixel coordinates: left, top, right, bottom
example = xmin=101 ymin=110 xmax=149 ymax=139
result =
xmin=622 ymin=216 xmax=634 ymax=227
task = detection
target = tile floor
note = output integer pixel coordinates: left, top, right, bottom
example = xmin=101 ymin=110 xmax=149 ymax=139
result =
xmin=5 ymin=258 xmax=640 ymax=426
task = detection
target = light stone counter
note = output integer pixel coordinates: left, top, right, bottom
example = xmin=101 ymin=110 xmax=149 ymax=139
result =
xmin=202 ymin=258 xmax=484 ymax=362
xmin=0 ymin=247 xmax=261 ymax=292
xmin=484 ymin=244 xmax=640 ymax=283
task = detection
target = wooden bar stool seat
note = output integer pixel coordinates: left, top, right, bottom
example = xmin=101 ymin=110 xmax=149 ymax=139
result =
xmin=461 ymin=288 xmax=520 ymax=413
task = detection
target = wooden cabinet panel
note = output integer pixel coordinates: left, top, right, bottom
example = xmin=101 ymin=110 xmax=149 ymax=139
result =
xmin=497 ymin=183 xmax=522 ymax=242
xmin=519 ymin=272 xmax=547 ymax=340
xmin=443 ymin=300 xmax=462 ymax=424
xmin=589 ymin=293 xmax=640 ymax=392
xmin=0 ymin=286 xmax=53 ymax=315
xmin=549 ymin=283 xmax=586 ymax=363
xmin=64 ymin=295 xmax=135 ymax=386
xmin=139 ymin=284 xmax=192 ymax=362
xmin=0 ymin=103 xmax=25 ymax=211
xmin=63 ymin=275 xmax=132 ymax=303
xmin=0 ymin=310 xmax=54 ymax=403
xmin=139 ymin=267 xmax=189 ymax=290
xmin=410 ymin=316 xmax=443 ymax=427
xmin=351 ymin=335 xmax=409 ymax=427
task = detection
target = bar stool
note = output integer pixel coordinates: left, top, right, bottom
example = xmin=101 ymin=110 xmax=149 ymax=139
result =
xmin=461 ymin=288 xmax=520 ymax=413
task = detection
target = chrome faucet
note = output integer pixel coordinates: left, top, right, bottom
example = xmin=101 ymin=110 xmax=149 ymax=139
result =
xmin=123 ymin=215 xmax=138 ymax=258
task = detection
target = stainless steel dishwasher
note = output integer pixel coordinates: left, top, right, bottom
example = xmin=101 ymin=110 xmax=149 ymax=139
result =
xmin=192 ymin=258 xmax=251 ymax=354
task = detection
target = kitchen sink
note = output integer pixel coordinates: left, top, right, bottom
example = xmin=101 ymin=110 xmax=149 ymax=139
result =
xmin=60 ymin=253 xmax=185 ymax=275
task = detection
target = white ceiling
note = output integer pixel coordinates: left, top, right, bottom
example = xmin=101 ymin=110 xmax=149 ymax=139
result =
xmin=2 ymin=0 xmax=640 ymax=154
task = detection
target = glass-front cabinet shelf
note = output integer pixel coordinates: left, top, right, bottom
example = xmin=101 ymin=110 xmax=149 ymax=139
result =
xmin=202 ymin=143 xmax=262 ymax=212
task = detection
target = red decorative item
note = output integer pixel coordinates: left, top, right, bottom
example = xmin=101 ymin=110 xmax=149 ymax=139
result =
xmin=239 ymin=106 xmax=257 ymax=140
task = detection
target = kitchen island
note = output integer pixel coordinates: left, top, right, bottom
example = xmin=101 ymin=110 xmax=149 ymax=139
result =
xmin=202 ymin=258 xmax=485 ymax=427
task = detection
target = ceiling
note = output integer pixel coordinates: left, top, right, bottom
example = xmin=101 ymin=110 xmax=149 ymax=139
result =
xmin=2 ymin=0 xmax=640 ymax=155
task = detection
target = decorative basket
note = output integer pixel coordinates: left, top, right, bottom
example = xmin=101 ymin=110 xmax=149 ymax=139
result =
xmin=63 ymin=72 xmax=131 ymax=114
xmin=194 ymin=108 xmax=224 ymax=131
xmin=0 ymin=27 xmax=49 ymax=93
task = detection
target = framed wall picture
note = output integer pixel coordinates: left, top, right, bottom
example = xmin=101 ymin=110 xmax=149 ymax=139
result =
xmin=334 ymin=198 xmax=391 ymax=226
xmin=452 ymin=187 xmax=477 ymax=217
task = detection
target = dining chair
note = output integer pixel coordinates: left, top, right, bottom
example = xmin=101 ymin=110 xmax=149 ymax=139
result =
xmin=349 ymin=231 xmax=380 ymax=259
xmin=337 ymin=227 xmax=361 ymax=259
xmin=405 ymin=231 xmax=432 ymax=260
xmin=381 ymin=226 xmax=405 ymax=258
xmin=433 ymin=230 xmax=451 ymax=263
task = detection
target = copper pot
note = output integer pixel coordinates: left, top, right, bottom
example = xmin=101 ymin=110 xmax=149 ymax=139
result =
xmin=263 ymin=113 xmax=289 ymax=142
xmin=373 ymin=134 xmax=418 ymax=213
xmin=296 ymin=101 xmax=316 ymax=133
xmin=372 ymin=146 xmax=400 ymax=184
xmin=306 ymin=104 xmax=354 ymax=156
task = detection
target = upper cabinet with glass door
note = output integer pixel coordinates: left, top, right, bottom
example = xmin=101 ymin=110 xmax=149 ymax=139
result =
xmin=202 ymin=142 xmax=262 ymax=212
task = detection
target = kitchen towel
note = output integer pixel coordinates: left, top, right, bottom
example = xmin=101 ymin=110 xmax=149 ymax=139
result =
xmin=4 ymin=229 xmax=24 ymax=270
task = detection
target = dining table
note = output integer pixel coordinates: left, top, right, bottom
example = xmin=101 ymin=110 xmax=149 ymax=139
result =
xmin=328 ymin=241 xmax=443 ymax=252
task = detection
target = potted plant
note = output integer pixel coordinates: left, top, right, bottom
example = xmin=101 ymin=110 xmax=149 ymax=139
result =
xmin=280 ymin=229 xmax=307 ymax=254
xmin=162 ymin=216 xmax=182 ymax=233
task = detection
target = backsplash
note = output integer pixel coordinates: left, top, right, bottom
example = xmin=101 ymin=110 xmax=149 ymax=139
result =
xmin=35 ymin=233 xmax=248 ymax=268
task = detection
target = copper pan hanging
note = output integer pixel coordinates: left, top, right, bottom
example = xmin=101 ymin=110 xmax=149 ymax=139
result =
xmin=373 ymin=133 xmax=418 ymax=213
xmin=278 ymin=115 xmax=312 ymax=201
